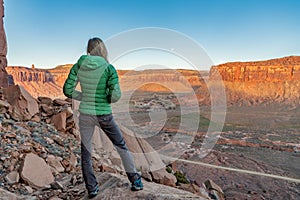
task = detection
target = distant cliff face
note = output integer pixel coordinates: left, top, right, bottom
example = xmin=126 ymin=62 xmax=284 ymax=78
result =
xmin=48 ymin=65 xmax=208 ymax=93
xmin=7 ymin=56 xmax=300 ymax=105
xmin=210 ymin=56 xmax=300 ymax=105
xmin=6 ymin=65 xmax=208 ymax=98
xmin=7 ymin=66 xmax=55 ymax=83
xmin=118 ymin=69 xmax=207 ymax=92
xmin=210 ymin=56 xmax=300 ymax=82
xmin=6 ymin=66 xmax=63 ymax=98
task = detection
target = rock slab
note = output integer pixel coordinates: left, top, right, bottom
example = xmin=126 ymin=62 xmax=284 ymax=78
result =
xmin=20 ymin=153 xmax=55 ymax=189
xmin=81 ymin=172 xmax=208 ymax=200
xmin=4 ymin=85 xmax=39 ymax=120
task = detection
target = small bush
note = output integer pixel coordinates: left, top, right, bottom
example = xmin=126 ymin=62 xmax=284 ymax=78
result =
xmin=166 ymin=166 xmax=172 ymax=173
xmin=174 ymin=171 xmax=189 ymax=184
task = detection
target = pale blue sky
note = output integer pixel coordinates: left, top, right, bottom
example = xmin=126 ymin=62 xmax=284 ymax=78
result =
xmin=4 ymin=0 xmax=300 ymax=69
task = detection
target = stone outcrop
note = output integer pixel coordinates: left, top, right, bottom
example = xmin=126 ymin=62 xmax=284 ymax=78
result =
xmin=20 ymin=153 xmax=55 ymax=189
xmin=4 ymin=85 xmax=39 ymax=121
xmin=0 ymin=0 xmax=8 ymax=88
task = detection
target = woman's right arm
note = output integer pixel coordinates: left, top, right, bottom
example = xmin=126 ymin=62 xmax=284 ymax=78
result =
xmin=63 ymin=63 xmax=82 ymax=101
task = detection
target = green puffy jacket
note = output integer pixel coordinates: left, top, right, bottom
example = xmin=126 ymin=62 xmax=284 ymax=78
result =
xmin=63 ymin=55 xmax=121 ymax=115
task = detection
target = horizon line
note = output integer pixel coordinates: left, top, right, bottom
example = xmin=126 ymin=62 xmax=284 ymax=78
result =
xmin=6 ymin=54 xmax=300 ymax=70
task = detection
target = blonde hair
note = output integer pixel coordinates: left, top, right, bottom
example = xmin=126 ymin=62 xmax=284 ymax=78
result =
xmin=87 ymin=37 xmax=108 ymax=62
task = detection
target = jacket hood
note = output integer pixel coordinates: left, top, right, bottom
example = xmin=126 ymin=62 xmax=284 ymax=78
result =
xmin=77 ymin=55 xmax=109 ymax=70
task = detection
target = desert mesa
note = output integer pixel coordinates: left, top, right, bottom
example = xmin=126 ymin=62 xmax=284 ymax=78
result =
xmin=5 ymin=55 xmax=300 ymax=106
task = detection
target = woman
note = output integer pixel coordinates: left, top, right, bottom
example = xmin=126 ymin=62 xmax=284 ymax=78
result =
xmin=63 ymin=37 xmax=143 ymax=198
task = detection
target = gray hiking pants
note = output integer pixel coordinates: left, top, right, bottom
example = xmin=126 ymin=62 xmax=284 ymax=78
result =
xmin=79 ymin=113 xmax=138 ymax=192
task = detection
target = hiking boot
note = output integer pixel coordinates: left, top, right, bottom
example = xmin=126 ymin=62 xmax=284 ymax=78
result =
xmin=131 ymin=176 xmax=144 ymax=191
xmin=88 ymin=185 xmax=99 ymax=199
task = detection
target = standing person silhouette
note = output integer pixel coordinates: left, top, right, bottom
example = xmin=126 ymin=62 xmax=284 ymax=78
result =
xmin=63 ymin=37 xmax=143 ymax=198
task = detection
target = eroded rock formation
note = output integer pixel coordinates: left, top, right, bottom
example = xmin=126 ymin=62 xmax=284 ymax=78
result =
xmin=6 ymin=66 xmax=63 ymax=98
xmin=0 ymin=0 xmax=8 ymax=88
xmin=7 ymin=67 xmax=54 ymax=83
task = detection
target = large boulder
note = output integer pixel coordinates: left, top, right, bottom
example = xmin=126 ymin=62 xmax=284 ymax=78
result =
xmin=92 ymin=124 xmax=177 ymax=187
xmin=80 ymin=172 xmax=208 ymax=200
xmin=20 ymin=153 xmax=55 ymax=189
xmin=120 ymin=124 xmax=166 ymax=172
xmin=4 ymin=85 xmax=39 ymax=120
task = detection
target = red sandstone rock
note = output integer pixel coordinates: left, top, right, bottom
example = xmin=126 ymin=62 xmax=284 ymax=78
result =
xmin=151 ymin=169 xmax=177 ymax=187
xmin=51 ymin=112 xmax=67 ymax=131
xmin=20 ymin=153 xmax=54 ymax=189
xmin=0 ymin=0 xmax=8 ymax=88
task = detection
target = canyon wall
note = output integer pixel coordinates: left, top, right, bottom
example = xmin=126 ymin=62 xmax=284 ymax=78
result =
xmin=210 ymin=56 xmax=300 ymax=82
xmin=210 ymin=56 xmax=300 ymax=105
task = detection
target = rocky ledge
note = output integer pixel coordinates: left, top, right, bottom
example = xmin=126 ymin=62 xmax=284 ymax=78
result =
xmin=0 ymin=85 xmax=223 ymax=199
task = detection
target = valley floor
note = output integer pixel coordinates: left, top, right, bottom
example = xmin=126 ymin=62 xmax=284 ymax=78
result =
xmin=115 ymin=93 xmax=300 ymax=199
